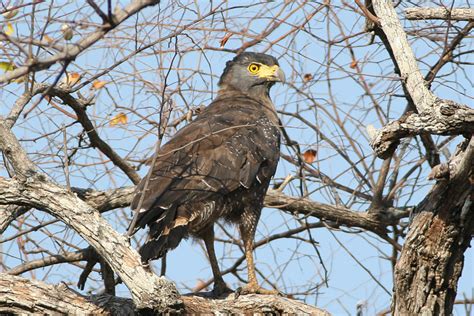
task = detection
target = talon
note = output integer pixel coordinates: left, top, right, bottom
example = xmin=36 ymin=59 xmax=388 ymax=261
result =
xmin=234 ymin=286 xmax=243 ymax=299
xmin=235 ymin=283 xmax=280 ymax=296
xmin=212 ymin=282 xmax=233 ymax=297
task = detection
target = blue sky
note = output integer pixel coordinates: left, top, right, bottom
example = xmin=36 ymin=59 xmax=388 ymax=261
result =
xmin=1 ymin=1 xmax=472 ymax=314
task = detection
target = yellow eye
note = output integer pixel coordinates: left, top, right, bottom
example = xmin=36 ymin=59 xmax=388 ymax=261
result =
xmin=248 ymin=63 xmax=261 ymax=74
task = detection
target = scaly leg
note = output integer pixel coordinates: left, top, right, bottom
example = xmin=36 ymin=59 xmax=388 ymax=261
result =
xmin=201 ymin=226 xmax=233 ymax=296
xmin=237 ymin=211 xmax=279 ymax=296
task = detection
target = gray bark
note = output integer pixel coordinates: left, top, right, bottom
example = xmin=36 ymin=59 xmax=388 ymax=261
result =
xmin=0 ymin=273 xmax=329 ymax=315
xmin=369 ymin=1 xmax=474 ymax=314
xmin=405 ymin=7 xmax=474 ymax=21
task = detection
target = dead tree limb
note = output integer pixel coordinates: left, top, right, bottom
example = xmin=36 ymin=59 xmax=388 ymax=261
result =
xmin=0 ymin=118 xmax=181 ymax=312
xmin=368 ymin=0 xmax=474 ymax=158
xmin=405 ymin=7 xmax=474 ymax=21
xmin=369 ymin=1 xmax=474 ymax=314
xmin=0 ymin=273 xmax=329 ymax=315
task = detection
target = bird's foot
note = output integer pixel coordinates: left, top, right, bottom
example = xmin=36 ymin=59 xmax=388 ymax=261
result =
xmin=235 ymin=283 xmax=281 ymax=298
xmin=212 ymin=281 xmax=233 ymax=297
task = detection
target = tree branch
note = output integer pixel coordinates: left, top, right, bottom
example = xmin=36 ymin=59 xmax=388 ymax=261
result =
xmin=368 ymin=0 xmax=474 ymax=158
xmin=0 ymin=0 xmax=161 ymax=84
xmin=0 ymin=273 xmax=328 ymax=315
xmin=45 ymin=84 xmax=141 ymax=184
xmin=405 ymin=7 xmax=474 ymax=21
xmin=0 ymin=273 xmax=112 ymax=315
xmin=393 ymin=137 xmax=474 ymax=314
xmin=369 ymin=100 xmax=474 ymax=159
xmin=0 ymin=118 xmax=180 ymax=312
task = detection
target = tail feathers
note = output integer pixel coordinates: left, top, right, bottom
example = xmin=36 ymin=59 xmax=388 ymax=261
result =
xmin=139 ymin=218 xmax=189 ymax=263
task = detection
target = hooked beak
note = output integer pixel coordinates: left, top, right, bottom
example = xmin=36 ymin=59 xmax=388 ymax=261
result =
xmin=273 ymin=67 xmax=285 ymax=83
xmin=258 ymin=65 xmax=285 ymax=83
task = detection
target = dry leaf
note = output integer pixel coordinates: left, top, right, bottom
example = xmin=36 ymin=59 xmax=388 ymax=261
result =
xmin=0 ymin=61 xmax=15 ymax=72
xmin=303 ymin=149 xmax=317 ymax=164
xmin=92 ymin=80 xmax=107 ymax=89
xmin=303 ymin=73 xmax=313 ymax=82
xmin=61 ymin=23 xmax=73 ymax=40
xmin=5 ymin=22 xmax=14 ymax=36
xmin=350 ymin=60 xmax=358 ymax=69
xmin=64 ymin=72 xmax=81 ymax=86
xmin=43 ymin=34 xmax=54 ymax=44
xmin=219 ymin=33 xmax=233 ymax=48
xmin=2 ymin=7 xmax=18 ymax=19
xmin=110 ymin=112 xmax=128 ymax=126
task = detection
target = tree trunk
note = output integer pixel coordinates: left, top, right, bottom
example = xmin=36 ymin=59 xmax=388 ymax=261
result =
xmin=393 ymin=139 xmax=473 ymax=315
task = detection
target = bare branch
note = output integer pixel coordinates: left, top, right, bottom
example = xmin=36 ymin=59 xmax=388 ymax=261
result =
xmin=0 ymin=117 xmax=180 ymax=311
xmin=0 ymin=0 xmax=161 ymax=84
xmin=0 ymin=273 xmax=328 ymax=315
xmin=369 ymin=1 xmax=474 ymax=158
xmin=405 ymin=7 xmax=474 ymax=21
xmin=369 ymin=100 xmax=474 ymax=159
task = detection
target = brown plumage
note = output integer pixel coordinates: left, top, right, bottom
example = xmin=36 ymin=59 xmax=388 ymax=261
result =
xmin=129 ymin=52 xmax=284 ymax=296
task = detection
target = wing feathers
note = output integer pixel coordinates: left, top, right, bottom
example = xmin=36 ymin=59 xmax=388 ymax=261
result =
xmin=131 ymin=96 xmax=280 ymax=261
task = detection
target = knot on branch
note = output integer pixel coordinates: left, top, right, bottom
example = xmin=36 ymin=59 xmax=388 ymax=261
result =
xmin=368 ymin=99 xmax=473 ymax=159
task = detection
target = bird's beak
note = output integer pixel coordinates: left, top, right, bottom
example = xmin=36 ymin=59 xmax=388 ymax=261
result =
xmin=259 ymin=65 xmax=285 ymax=83
xmin=273 ymin=67 xmax=285 ymax=83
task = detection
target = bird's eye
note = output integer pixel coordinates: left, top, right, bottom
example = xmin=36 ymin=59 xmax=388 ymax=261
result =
xmin=248 ymin=63 xmax=261 ymax=74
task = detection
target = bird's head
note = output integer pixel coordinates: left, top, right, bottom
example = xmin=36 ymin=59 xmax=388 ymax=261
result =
xmin=218 ymin=52 xmax=285 ymax=98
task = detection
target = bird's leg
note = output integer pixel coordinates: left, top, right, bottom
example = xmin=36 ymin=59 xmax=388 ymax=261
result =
xmin=237 ymin=214 xmax=279 ymax=296
xmin=201 ymin=226 xmax=233 ymax=296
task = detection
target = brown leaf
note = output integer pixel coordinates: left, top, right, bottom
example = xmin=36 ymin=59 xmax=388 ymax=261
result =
xmin=350 ymin=60 xmax=358 ymax=69
xmin=110 ymin=112 xmax=127 ymax=126
xmin=92 ymin=80 xmax=107 ymax=89
xmin=219 ymin=33 xmax=233 ymax=48
xmin=64 ymin=72 xmax=81 ymax=87
xmin=2 ymin=7 xmax=18 ymax=19
xmin=303 ymin=149 xmax=317 ymax=164
xmin=303 ymin=73 xmax=313 ymax=82
xmin=43 ymin=35 xmax=54 ymax=44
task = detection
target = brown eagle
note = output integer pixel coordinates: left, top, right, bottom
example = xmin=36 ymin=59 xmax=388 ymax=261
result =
xmin=129 ymin=52 xmax=284 ymax=296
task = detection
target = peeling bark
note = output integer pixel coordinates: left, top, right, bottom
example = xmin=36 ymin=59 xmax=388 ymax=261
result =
xmin=0 ymin=176 xmax=181 ymax=312
xmin=369 ymin=99 xmax=474 ymax=159
xmin=367 ymin=1 xmax=474 ymax=314
xmin=392 ymin=138 xmax=474 ymax=315
xmin=0 ymin=274 xmax=329 ymax=315
xmin=0 ymin=274 xmax=110 ymax=315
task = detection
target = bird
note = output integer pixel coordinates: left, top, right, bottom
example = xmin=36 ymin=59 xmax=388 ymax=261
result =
xmin=128 ymin=52 xmax=284 ymax=296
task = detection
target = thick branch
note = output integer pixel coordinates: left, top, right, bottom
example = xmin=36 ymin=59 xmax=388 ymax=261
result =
xmin=373 ymin=1 xmax=436 ymax=113
xmin=0 ymin=118 xmax=180 ymax=311
xmin=0 ymin=176 xmax=181 ymax=311
xmin=35 ymin=185 xmax=409 ymax=237
xmin=181 ymin=294 xmax=329 ymax=315
xmin=0 ymin=0 xmax=161 ymax=84
xmin=369 ymin=0 xmax=474 ymax=158
xmin=0 ymin=273 xmax=328 ymax=315
xmin=0 ymin=273 xmax=110 ymax=315
xmin=405 ymin=7 xmax=474 ymax=21
xmin=370 ymin=100 xmax=474 ymax=159
xmin=265 ymin=190 xmax=396 ymax=235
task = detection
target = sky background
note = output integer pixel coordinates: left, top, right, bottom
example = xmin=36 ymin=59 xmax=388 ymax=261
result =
xmin=0 ymin=1 xmax=472 ymax=315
